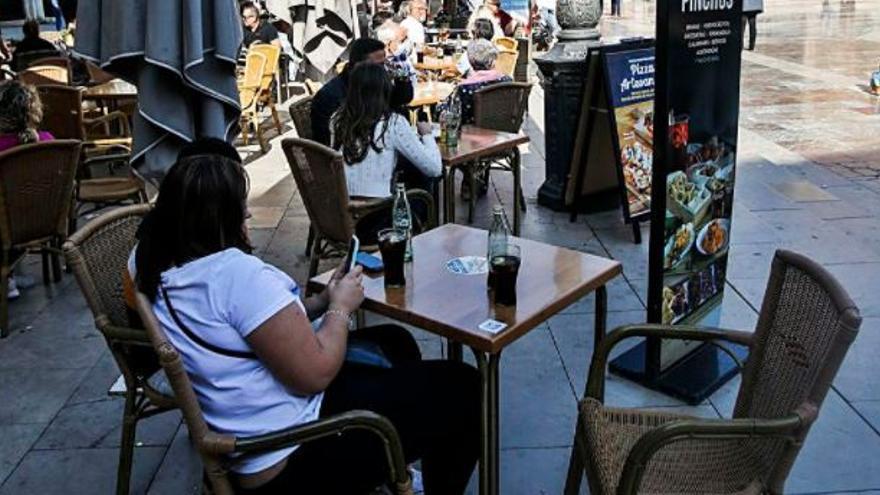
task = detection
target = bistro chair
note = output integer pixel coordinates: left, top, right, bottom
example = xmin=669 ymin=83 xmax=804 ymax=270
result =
xmin=239 ymin=50 xmax=269 ymax=152
xmin=494 ymin=37 xmax=518 ymax=51
xmin=249 ymin=43 xmax=284 ymax=136
xmin=0 ymin=140 xmax=80 ymax=337
xmin=449 ymin=81 xmax=531 ymax=226
xmin=63 ymin=204 xmax=177 ymax=495
xmin=281 ymin=137 xmax=434 ymax=280
xmin=564 ymin=249 xmax=863 ymax=495
xmin=11 ymin=48 xmax=60 ymax=72
xmin=18 ymin=64 xmax=69 ymax=85
xmin=36 ymin=85 xmax=145 ymax=232
xmin=289 ymin=95 xmax=313 ymax=141
xmin=494 ymin=48 xmax=518 ymax=78
xmin=133 ymin=289 xmax=414 ymax=495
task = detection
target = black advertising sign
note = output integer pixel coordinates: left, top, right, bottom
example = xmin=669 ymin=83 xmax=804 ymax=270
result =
xmin=602 ymin=45 xmax=655 ymax=222
xmin=648 ymin=0 xmax=743 ymax=370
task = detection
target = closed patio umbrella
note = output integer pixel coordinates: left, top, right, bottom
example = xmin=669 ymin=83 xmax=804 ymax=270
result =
xmin=74 ymin=0 xmax=242 ymax=180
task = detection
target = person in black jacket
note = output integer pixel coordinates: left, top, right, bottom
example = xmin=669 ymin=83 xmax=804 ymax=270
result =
xmin=11 ymin=20 xmax=59 ymax=71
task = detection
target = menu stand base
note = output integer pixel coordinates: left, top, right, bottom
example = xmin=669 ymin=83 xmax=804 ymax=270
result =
xmin=609 ymin=341 xmax=747 ymax=405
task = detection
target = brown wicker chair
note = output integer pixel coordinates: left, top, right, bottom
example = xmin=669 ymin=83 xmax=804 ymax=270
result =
xmin=564 ymin=249 xmax=863 ymax=495
xmin=133 ymin=290 xmax=414 ymax=495
xmin=289 ymin=95 xmax=313 ymax=140
xmin=281 ymin=138 xmax=435 ymax=280
xmin=62 ymin=204 xmax=177 ymax=495
xmin=0 ymin=140 xmax=80 ymax=337
xmin=449 ymin=81 xmax=531 ymax=227
xmin=36 ymin=85 xmax=145 ymax=232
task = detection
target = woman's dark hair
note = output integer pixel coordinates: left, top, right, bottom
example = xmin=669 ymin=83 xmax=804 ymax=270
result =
xmin=332 ymin=62 xmax=393 ymax=164
xmin=343 ymin=37 xmax=386 ymax=79
xmin=472 ymin=18 xmax=494 ymax=40
xmin=0 ymin=80 xmax=42 ymax=144
xmin=135 ymin=148 xmax=251 ymax=301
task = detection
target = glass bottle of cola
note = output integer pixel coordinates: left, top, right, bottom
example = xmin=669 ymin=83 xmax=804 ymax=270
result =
xmin=392 ymin=183 xmax=413 ymax=261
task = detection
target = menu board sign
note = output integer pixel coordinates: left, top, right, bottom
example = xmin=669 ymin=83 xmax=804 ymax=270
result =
xmin=603 ymin=46 xmax=655 ymax=222
xmin=648 ymin=0 xmax=743 ymax=370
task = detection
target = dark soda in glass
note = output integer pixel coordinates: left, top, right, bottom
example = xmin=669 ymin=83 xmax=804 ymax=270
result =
xmin=378 ymin=229 xmax=407 ymax=288
xmin=490 ymin=253 xmax=520 ymax=306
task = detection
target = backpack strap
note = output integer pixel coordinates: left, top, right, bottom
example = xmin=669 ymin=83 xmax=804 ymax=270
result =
xmin=160 ymin=286 xmax=257 ymax=360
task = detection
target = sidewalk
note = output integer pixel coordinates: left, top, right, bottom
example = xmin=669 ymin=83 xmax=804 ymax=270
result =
xmin=1 ymin=0 xmax=879 ymax=492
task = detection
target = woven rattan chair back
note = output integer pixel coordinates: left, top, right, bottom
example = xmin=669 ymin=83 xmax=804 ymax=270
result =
xmin=64 ymin=204 xmax=149 ymax=330
xmin=249 ymin=43 xmax=281 ymax=92
xmin=289 ymin=96 xmax=314 ymax=140
xmin=135 ymin=291 xmax=238 ymax=495
xmin=37 ymin=84 xmax=86 ymax=140
xmin=19 ymin=65 xmax=69 ymax=85
xmin=494 ymin=37 xmax=518 ymax=51
xmin=12 ymin=48 xmax=60 ymax=72
xmin=0 ymin=140 xmax=80 ymax=248
xmin=473 ymin=81 xmax=532 ymax=133
xmin=494 ymin=48 xmax=518 ymax=78
xmin=730 ymin=249 xmax=861 ymax=488
xmin=239 ymin=51 xmax=267 ymax=110
xmin=281 ymin=137 xmax=354 ymax=246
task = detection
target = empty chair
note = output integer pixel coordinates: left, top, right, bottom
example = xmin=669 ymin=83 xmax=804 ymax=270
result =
xmin=63 ymin=204 xmax=177 ymax=495
xmin=494 ymin=48 xmax=518 ymax=78
xmin=238 ymin=50 xmax=269 ymax=151
xmin=249 ymin=43 xmax=284 ymax=136
xmin=564 ymin=249 xmax=863 ymax=495
xmin=289 ymin=95 xmax=313 ymax=140
xmin=0 ymin=140 xmax=80 ymax=337
xmin=493 ymin=36 xmax=518 ymax=51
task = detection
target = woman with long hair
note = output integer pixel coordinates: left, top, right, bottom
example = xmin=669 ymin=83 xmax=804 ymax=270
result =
xmin=135 ymin=141 xmax=478 ymax=494
xmin=0 ymin=80 xmax=53 ymax=153
xmin=332 ymin=62 xmax=441 ymax=243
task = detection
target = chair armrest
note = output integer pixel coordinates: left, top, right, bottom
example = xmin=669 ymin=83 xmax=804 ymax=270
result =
xmin=234 ymin=409 xmax=411 ymax=492
xmin=617 ymin=411 xmax=809 ymax=495
xmin=587 ymin=324 xmax=754 ymax=402
xmin=83 ymin=110 xmax=132 ymax=138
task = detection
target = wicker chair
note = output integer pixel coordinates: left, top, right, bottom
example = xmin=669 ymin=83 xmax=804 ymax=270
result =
xmin=133 ymin=289 xmax=414 ymax=495
xmin=450 ymin=81 xmax=531 ymax=226
xmin=0 ymin=140 xmax=80 ymax=337
xmin=564 ymin=249 xmax=863 ymax=495
xmin=239 ymin=51 xmax=269 ymax=151
xmin=494 ymin=37 xmax=518 ymax=51
xmin=62 ymin=204 xmax=177 ymax=495
xmin=36 ymin=85 xmax=145 ymax=232
xmin=494 ymin=48 xmax=518 ymax=78
xmin=19 ymin=64 xmax=69 ymax=85
xmin=289 ymin=95 xmax=313 ymax=140
xmin=11 ymin=48 xmax=60 ymax=72
xmin=249 ymin=44 xmax=284 ymax=136
xmin=281 ymin=138 xmax=434 ymax=280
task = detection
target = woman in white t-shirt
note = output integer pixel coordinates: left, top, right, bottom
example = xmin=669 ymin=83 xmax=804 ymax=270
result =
xmin=332 ymin=62 xmax=442 ymax=244
xmin=134 ymin=140 xmax=479 ymax=494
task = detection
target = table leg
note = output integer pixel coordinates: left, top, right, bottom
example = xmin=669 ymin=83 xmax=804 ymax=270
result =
xmin=594 ymin=285 xmax=607 ymax=347
xmin=447 ymin=340 xmax=463 ymax=361
xmin=444 ymin=167 xmax=455 ymax=226
xmin=512 ymin=149 xmax=522 ymax=236
xmin=473 ymin=349 xmax=501 ymax=495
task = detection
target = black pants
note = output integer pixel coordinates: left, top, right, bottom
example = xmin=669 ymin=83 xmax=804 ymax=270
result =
xmin=743 ymin=13 xmax=757 ymax=50
xmin=240 ymin=325 xmax=480 ymax=495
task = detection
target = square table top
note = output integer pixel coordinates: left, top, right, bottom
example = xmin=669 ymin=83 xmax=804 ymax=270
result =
xmin=439 ymin=126 xmax=529 ymax=167
xmin=309 ymin=224 xmax=622 ymax=354
xmin=82 ymin=79 xmax=138 ymax=100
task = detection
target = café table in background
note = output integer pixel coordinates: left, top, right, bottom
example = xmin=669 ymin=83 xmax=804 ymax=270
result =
xmin=441 ymin=126 xmax=529 ymax=234
xmin=82 ymin=78 xmax=138 ymax=102
xmin=309 ymin=224 xmax=622 ymax=495
xmin=408 ymin=81 xmax=454 ymax=125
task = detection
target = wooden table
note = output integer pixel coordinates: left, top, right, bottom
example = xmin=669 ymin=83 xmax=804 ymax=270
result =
xmin=408 ymin=81 xmax=455 ymax=125
xmin=441 ymin=126 xmax=530 ymax=235
xmin=309 ymin=224 xmax=622 ymax=495
xmin=82 ymin=79 xmax=138 ymax=101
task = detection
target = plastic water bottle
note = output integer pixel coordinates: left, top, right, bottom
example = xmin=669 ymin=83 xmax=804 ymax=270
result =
xmin=392 ymin=183 xmax=413 ymax=261
xmin=487 ymin=206 xmax=509 ymax=289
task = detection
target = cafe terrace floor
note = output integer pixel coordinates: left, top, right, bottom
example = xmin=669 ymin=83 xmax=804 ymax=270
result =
xmin=1 ymin=0 xmax=880 ymax=492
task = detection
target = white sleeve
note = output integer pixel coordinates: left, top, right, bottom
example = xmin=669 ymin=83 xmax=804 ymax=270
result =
xmin=226 ymin=261 xmax=298 ymax=338
xmin=389 ymin=115 xmax=442 ymax=178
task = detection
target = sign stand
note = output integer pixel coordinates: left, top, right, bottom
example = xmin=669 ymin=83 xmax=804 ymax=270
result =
xmin=609 ymin=0 xmax=748 ymax=404
xmin=566 ymin=39 xmax=656 ymax=245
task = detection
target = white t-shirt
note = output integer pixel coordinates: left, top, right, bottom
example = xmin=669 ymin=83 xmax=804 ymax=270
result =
xmin=401 ymin=16 xmax=426 ymax=47
xmin=142 ymin=248 xmax=322 ymax=474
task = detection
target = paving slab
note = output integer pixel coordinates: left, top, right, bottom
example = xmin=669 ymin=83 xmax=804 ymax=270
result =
xmin=147 ymin=424 xmax=202 ymax=495
xmin=0 ymin=367 xmax=89 ymax=425
xmin=0 ymin=424 xmax=45 ymax=485
xmin=833 ymin=317 xmax=880 ymax=401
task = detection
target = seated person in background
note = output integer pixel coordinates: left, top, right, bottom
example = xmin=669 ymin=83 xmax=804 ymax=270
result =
xmin=332 ymin=63 xmax=441 ymax=244
xmin=451 ymin=39 xmax=512 ymax=126
xmin=399 ymin=0 xmax=428 ymax=54
xmin=457 ymin=17 xmax=495 ymax=77
xmin=311 ymin=38 xmax=413 ymax=147
xmin=0 ymin=80 xmax=53 ymax=152
xmin=478 ymin=0 xmax=519 ymax=37
xmin=0 ymin=25 xmax=11 ymax=63
xmin=11 ymin=20 xmax=60 ymax=71
xmin=467 ymin=5 xmax=503 ymax=39
xmin=135 ymin=141 xmax=479 ymax=494
xmin=241 ymin=1 xmax=280 ymax=48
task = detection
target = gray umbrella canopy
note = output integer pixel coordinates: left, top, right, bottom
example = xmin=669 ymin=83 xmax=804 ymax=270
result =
xmin=74 ymin=0 xmax=243 ymax=180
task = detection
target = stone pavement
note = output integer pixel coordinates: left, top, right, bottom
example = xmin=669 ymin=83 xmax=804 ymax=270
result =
xmin=2 ymin=1 xmax=880 ymax=493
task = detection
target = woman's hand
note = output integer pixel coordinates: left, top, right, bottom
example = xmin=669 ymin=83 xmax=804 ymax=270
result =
xmin=416 ymin=121 xmax=433 ymax=136
xmin=328 ymin=265 xmax=365 ymax=313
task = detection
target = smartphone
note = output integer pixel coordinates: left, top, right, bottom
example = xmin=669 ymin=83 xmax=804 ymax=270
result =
xmin=342 ymin=235 xmax=359 ymax=275
xmin=356 ymin=252 xmax=384 ymax=273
